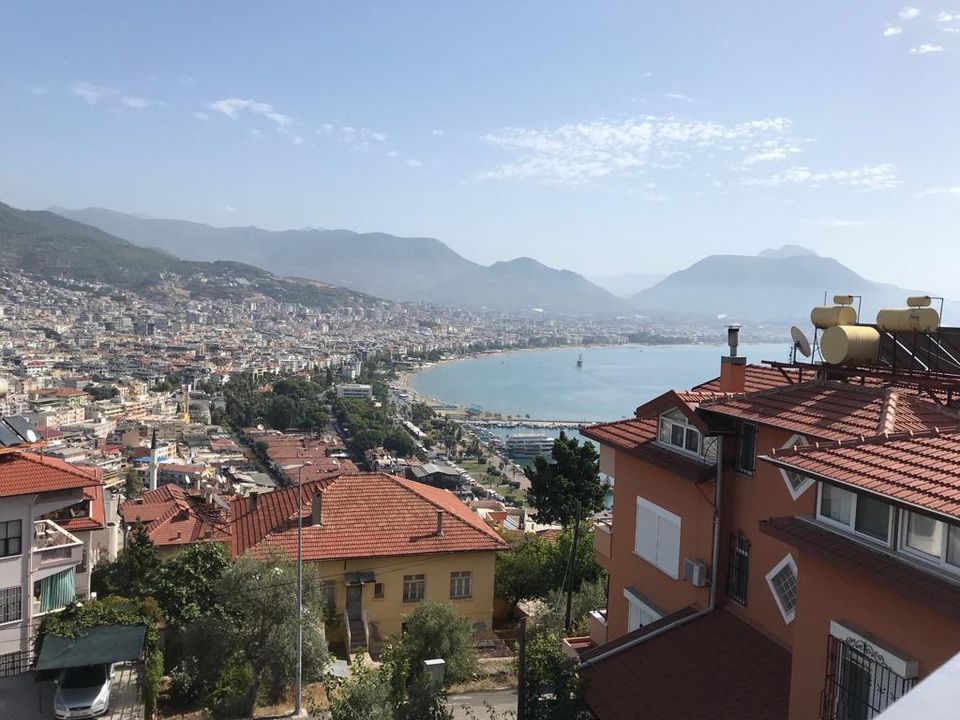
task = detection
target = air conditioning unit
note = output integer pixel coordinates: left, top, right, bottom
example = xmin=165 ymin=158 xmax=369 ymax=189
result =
xmin=683 ymin=558 xmax=708 ymax=588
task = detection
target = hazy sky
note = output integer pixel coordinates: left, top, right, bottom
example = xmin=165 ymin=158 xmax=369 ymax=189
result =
xmin=1 ymin=2 xmax=958 ymax=291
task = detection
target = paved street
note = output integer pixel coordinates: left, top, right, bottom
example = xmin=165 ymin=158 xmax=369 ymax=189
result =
xmin=448 ymin=689 xmax=518 ymax=719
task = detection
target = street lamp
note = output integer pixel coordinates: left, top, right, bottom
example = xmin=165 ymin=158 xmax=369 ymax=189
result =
xmin=282 ymin=461 xmax=313 ymax=718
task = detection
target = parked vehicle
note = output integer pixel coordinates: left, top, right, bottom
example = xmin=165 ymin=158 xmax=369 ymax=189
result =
xmin=54 ymin=663 xmax=111 ymax=719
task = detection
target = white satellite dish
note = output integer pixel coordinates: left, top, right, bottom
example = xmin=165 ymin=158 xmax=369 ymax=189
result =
xmin=25 ymin=429 xmax=38 ymax=443
xmin=791 ymin=326 xmax=812 ymax=359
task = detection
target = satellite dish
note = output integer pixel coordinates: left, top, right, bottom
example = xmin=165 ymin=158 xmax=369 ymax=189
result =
xmin=791 ymin=326 xmax=812 ymax=358
xmin=25 ymin=429 xmax=38 ymax=443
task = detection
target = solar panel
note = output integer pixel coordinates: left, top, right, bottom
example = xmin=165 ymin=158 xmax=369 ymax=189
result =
xmin=0 ymin=421 xmax=21 ymax=447
xmin=4 ymin=416 xmax=39 ymax=443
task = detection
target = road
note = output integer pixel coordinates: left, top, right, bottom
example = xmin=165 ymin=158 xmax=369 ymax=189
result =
xmin=448 ymin=689 xmax=518 ymax=719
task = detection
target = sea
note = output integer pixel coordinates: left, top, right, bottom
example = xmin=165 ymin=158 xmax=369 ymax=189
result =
xmin=410 ymin=343 xmax=790 ymax=423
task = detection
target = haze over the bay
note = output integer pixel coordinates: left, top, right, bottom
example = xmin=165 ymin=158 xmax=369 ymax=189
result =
xmin=1 ymin=2 xmax=959 ymax=292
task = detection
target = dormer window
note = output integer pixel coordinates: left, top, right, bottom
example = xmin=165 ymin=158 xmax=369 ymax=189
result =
xmin=658 ymin=408 xmax=702 ymax=457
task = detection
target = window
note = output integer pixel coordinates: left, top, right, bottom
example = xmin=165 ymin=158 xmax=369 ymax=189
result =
xmin=658 ymin=408 xmax=702 ymax=457
xmin=0 ymin=586 xmax=22 ymax=624
xmin=0 ymin=651 xmax=26 ymax=678
xmin=0 ymin=520 xmax=22 ymax=558
xmin=374 ymin=582 xmax=384 ymax=599
xmin=822 ymin=622 xmax=918 ymax=719
xmin=777 ymin=435 xmax=814 ymax=499
xmin=450 ymin=571 xmax=472 ymax=599
xmin=402 ymin=574 xmax=425 ymax=603
xmin=765 ymin=554 xmax=798 ymax=624
xmin=320 ymin=581 xmax=336 ymax=609
xmin=623 ymin=588 xmax=662 ymax=632
xmin=727 ymin=534 xmax=750 ymax=606
xmin=817 ymin=485 xmax=893 ymax=544
xmin=633 ymin=496 xmax=681 ymax=579
xmin=900 ymin=510 xmax=960 ymax=571
xmin=736 ymin=422 xmax=756 ymax=474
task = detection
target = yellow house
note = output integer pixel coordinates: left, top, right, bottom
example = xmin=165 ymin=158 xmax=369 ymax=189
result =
xmin=230 ymin=473 xmax=507 ymax=654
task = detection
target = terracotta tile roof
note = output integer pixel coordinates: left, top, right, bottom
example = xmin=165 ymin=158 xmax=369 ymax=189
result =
xmin=693 ymin=364 xmax=803 ymax=393
xmin=761 ymin=429 xmax=960 ymax=519
xmin=761 ymin=517 xmax=960 ymax=621
xmin=580 ymin=609 xmax=791 ymax=720
xmin=231 ymin=472 xmax=507 ymax=561
xmin=699 ymin=381 xmax=960 ymax=442
xmin=0 ymin=452 xmax=100 ymax=498
xmin=120 ymin=484 xmax=231 ymax=547
xmin=56 ymin=485 xmax=107 ymax=532
xmin=581 ymin=418 xmax=715 ymax=483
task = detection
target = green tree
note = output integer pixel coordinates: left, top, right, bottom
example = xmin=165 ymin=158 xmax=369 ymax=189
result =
xmin=153 ymin=542 xmax=231 ymax=630
xmin=266 ymin=394 xmax=298 ymax=430
xmin=519 ymin=624 xmax=585 ymax=720
xmin=494 ymin=534 xmax=553 ymax=610
xmin=385 ymin=601 xmax=478 ymax=688
xmin=525 ymin=432 xmax=604 ymax=527
xmin=91 ymin=521 xmax=160 ymax=599
xmin=383 ymin=428 xmax=416 ymax=457
xmin=123 ymin=466 xmax=143 ymax=500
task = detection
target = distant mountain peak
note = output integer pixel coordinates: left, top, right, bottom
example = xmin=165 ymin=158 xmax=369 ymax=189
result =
xmin=758 ymin=244 xmax=817 ymax=259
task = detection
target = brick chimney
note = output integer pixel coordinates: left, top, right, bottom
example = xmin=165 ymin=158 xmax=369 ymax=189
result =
xmin=719 ymin=325 xmax=746 ymax=394
xmin=311 ymin=491 xmax=323 ymax=526
xmin=435 ymin=510 xmax=444 ymax=536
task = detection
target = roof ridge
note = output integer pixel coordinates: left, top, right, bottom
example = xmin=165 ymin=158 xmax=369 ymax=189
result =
xmin=772 ymin=426 xmax=955 ymax=456
xmin=878 ymin=389 xmax=899 ymax=434
xmin=13 ymin=452 xmax=99 ymax=481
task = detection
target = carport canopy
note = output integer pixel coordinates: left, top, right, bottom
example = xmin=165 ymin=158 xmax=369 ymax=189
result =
xmin=35 ymin=624 xmax=146 ymax=671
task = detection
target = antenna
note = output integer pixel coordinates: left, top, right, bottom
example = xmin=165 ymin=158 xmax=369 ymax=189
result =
xmin=790 ymin=326 xmax=812 ymax=362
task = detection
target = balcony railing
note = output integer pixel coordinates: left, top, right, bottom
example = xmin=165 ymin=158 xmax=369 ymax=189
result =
xmin=589 ymin=608 xmax=608 ymax=647
xmin=31 ymin=520 xmax=83 ymax=572
xmin=594 ymin=516 xmax=613 ymax=564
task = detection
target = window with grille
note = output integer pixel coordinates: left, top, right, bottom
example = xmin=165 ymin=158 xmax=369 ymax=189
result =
xmin=778 ymin=435 xmax=813 ymax=499
xmin=765 ymin=554 xmax=798 ymax=623
xmin=0 ymin=520 xmax=22 ymax=558
xmin=736 ymin=423 xmax=757 ymax=475
xmin=821 ymin=627 xmax=918 ymax=719
xmin=727 ymin=534 xmax=750 ymax=606
xmin=403 ymin=574 xmax=425 ymax=603
xmin=374 ymin=582 xmax=384 ymax=598
xmin=0 ymin=586 xmax=22 ymax=624
xmin=450 ymin=571 xmax=472 ymax=599
xmin=0 ymin=651 xmax=27 ymax=677
xmin=320 ymin=581 xmax=336 ymax=609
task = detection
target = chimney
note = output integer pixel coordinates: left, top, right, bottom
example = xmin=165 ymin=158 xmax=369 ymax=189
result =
xmin=311 ymin=491 xmax=323 ymax=526
xmin=435 ymin=510 xmax=444 ymax=536
xmin=148 ymin=429 xmax=159 ymax=491
xmin=250 ymin=492 xmax=259 ymax=512
xmin=719 ymin=325 xmax=746 ymax=394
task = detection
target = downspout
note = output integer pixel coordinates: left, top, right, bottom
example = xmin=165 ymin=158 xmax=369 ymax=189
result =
xmin=581 ymin=435 xmax=723 ymax=669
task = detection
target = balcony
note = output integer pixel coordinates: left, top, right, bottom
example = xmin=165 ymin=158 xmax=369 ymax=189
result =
xmin=589 ymin=608 xmax=608 ymax=646
xmin=31 ymin=519 xmax=84 ymax=576
xmin=594 ymin=516 xmax=612 ymax=569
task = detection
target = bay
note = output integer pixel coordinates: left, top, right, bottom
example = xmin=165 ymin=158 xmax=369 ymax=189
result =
xmin=410 ymin=343 xmax=790 ymax=422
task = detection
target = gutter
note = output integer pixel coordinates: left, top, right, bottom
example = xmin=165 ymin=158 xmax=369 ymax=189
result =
xmin=581 ymin=435 xmax=724 ymax=669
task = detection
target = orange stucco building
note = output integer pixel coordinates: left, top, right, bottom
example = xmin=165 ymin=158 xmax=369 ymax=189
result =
xmin=577 ymin=331 xmax=960 ymax=720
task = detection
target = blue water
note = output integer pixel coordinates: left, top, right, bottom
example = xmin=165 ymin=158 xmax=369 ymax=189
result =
xmin=410 ymin=344 xmax=789 ymax=422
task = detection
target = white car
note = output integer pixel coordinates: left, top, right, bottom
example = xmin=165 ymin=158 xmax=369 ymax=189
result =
xmin=54 ymin=663 xmax=111 ymax=719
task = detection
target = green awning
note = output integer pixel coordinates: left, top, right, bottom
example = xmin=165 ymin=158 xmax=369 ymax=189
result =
xmin=35 ymin=624 xmax=146 ymax=671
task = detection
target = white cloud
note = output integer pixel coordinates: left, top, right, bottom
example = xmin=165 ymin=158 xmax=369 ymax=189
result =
xmin=937 ymin=12 xmax=958 ymax=22
xmin=120 ymin=96 xmax=157 ymax=109
xmin=319 ymin=122 xmax=391 ymax=153
xmin=432 ymin=129 xmax=445 ymax=137
xmin=665 ymin=92 xmax=695 ymax=103
xmin=743 ymin=164 xmax=899 ymax=191
xmin=216 ymin=204 xmax=238 ymax=213
xmin=29 ymin=86 xmax=47 ymax=96
xmin=883 ymin=25 xmax=903 ymax=37
xmin=941 ymin=26 xmax=960 ymax=33
xmin=800 ymin=218 xmax=868 ymax=228
xmin=70 ymin=82 xmax=112 ymax=104
xmin=193 ymin=111 xmax=211 ymax=121
xmin=899 ymin=6 xmax=921 ymax=20
xmin=916 ymin=185 xmax=960 ymax=197
xmin=404 ymin=158 xmax=424 ymax=168
xmin=910 ymin=43 xmax=946 ymax=53
xmin=207 ymin=97 xmax=302 ymax=144
xmin=477 ymin=115 xmax=802 ymax=186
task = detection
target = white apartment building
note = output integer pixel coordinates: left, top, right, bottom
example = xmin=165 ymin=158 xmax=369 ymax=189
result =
xmin=335 ymin=383 xmax=374 ymax=400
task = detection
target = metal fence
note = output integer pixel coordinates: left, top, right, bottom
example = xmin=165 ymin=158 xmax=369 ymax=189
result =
xmin=821 ymin=634 xmax=917 ymax=719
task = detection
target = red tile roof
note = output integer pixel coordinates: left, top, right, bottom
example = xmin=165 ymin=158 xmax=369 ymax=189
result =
xmin=121 ymin=484 xmax=231 ymax=547
xmin=231 ymin=472 xmax=507 ymax=561
xmin=55 ymin=484 xmax=107 ymax=532
xmin=0 ymin=452 xmax=100 ymax=498
xmin=693 ymin=363 xmax=803 ymax=393
xmin=761 ymin=516 xmax=960 ymax=621
xmin=700 ymin=381 xmax=960 ymax=442
xmin=761 ymin=428 xmax=960 ymax=520
xmin=580 ymin=609 xmax=791 ymax=720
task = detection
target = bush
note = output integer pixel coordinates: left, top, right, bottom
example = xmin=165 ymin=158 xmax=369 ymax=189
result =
xmin=168 ymin=657 xmax=202 ymax=705
xmin=206 ymin=656 xmax=254 ymax=720
xmin=384 ymin=601 xmax=478 ymax=687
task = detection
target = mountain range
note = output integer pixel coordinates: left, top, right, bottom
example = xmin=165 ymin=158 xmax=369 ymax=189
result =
xmin=0 ymin=202 xmax=376 ymax=309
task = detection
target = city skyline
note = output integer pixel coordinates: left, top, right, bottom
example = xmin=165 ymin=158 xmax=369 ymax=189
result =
xmin=1 ymin=2 xmax=959 ymax=291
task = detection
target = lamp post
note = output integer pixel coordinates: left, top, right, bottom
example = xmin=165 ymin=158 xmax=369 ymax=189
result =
xmin=282 ymin=461 xmax=313 ymax=718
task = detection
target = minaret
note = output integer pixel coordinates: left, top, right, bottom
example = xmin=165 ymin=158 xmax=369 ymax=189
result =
xmin=148 ymin=429 xmax=160 ymax=491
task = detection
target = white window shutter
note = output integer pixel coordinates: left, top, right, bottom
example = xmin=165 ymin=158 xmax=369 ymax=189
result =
xmin=656 ymin=513 xmax=681 ymax=578
xmin=634 ymin=500 xmax=659 ymax=563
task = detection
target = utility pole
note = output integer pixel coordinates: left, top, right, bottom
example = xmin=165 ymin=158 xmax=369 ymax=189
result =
xmin=564 ymin=500 xmax=582 ymax=634
xmin=285 ymin=461 xmax=312 ymax=719
xmin=516 ymin=617 xmax=527 ymax=720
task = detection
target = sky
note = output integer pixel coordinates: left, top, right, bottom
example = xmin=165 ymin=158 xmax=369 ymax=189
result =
xmin=1 ymin=2 xmax=959 ymax=292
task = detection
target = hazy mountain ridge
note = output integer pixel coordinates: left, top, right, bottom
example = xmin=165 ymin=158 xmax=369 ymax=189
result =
xmin=587 ymin=272 xmax=667 ymax=298
xmin=52 ymin=207 xmax=629 ymax=316
xmin=0 ymin=202 xmax=377 ymax=309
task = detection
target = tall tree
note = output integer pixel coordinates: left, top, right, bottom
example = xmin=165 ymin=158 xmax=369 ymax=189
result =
xmin=525 ymin=432 xmax=605 ymax=527
xmin=153 ymin=541 xmax=231 ymax=630
xmin=91 ymin=521 xmax=160 ymax=599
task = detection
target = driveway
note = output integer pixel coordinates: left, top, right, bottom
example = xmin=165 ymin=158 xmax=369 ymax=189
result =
xmin=0 ymin=662 xmax=142 ymax=719
xmin=448 ymin=689 xmax=518 ymax=719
